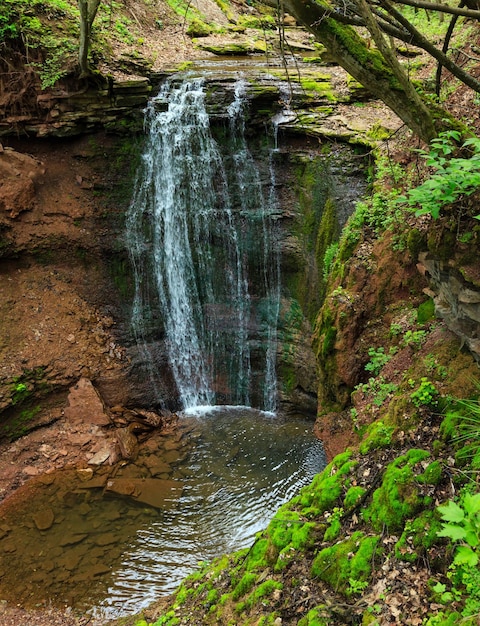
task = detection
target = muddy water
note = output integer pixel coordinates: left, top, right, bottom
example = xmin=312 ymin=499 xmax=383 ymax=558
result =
xmin=0 ymin=407 xmax=325 ymax=619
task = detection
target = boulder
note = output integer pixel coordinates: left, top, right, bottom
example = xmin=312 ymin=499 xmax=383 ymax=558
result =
xmin=64 ymin=378 xmax=111 ymax=427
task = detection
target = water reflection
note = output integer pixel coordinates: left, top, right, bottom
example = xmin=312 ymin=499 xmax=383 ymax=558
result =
xmin=0 ymin=407 xmax=325 ymax=618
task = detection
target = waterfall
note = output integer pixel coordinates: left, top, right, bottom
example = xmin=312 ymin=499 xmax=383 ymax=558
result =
xmin=126 ymin=76 xmax=280 ymax=412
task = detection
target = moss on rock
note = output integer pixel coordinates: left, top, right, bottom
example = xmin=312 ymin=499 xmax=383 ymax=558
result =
xmin=311 ymin=531 xmax=381 ymax=595
xmin=362 ymin=448 xmax=431 ymax=532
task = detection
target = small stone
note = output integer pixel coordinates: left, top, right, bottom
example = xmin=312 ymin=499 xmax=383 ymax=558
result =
xmin=33 ymin=507 xmax=55 ymax=530
xmin=95 ymin=533 xmax=117 ymax=546
xmin=23 ymin=465 xmax=40 ymax=476
xmin=88 ymin=448 xmax=111 ymax=465
xmin=78 ymin=502 xmax=91 ymax=515
xmin=76 ymin=467 xmax=94 ymax=482
xmin=59 ymin=533 xmax=88 ymax=547
xmin=89 ymin=563 xmax=110 ymax=577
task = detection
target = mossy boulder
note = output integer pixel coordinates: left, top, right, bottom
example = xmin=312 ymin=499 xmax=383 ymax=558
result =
xmin=196 ymin=39 xmax=267 ymax=55
xmin=289 ymin=450 xmax=356 ymax=518
xmin=362 ymin=448 xmax=431 ymax=532
xmin=311 ymin=531 xmax=381 ymax=595
xmin=186 ymin=19 xmax=214 ymax=37
xmin=359 ymin=420 xmax=395 ymax=454
xmin=394 ymin=510 xmax=442 ymax=562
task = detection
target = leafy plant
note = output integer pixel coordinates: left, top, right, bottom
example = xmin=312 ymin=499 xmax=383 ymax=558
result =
xmin=437 ymin=493 xmax=480 ymax=566
xmin=424 ymin=354 xmax=448 ymax=379
xmin=432 ymin=492 xmax=480 ymax=619
xmin=403 ymin=329 xmax=427 ymax=349
xmin=323 ymin=241 xmax=339 ymax=280
xmin=410 ymin=377 xmax=439 ymax=408
xmin=347 ymin=577 xmax=369 ymax=595
xmin=365 ymin=346 xmax=396 ymax=376
xmin=397 ymin=131 xmax=480 ymax=219
xmin=357 ymin=377 xmax=398 ymax=407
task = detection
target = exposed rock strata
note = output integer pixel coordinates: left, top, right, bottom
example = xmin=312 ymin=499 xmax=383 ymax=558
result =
xmin=418 ymin=251 xmax=480 ymax=361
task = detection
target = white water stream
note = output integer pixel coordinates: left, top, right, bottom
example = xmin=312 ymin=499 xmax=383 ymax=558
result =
xmin=127 ymin=76 xmax=280 ymax=412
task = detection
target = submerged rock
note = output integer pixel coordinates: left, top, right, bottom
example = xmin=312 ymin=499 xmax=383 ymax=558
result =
xmin=32 ymin=507 xmax=54 ymax=531
xmin=104 ymin=477 xmax=183 ymax=509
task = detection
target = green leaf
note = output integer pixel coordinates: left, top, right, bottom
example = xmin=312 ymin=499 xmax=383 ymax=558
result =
xmin=465 ymin=529 xmax=479 ymax=548
xmin=433 ymin=582 xmax=446 ymax=593
xmin=437 ymin=524 xmax=467 ymax=541
xmin=463 ymin=493 xmax=480 ymax=515
xmin=437 ymin=501 xmax=465 ymax=523
xmin=453 ymin=545 xmax=479 ymax=567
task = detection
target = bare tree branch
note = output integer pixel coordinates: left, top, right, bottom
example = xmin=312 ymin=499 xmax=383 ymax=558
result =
xmin=390 ymin=0 xmax=480 ymax=20
xmin=380 ymin=0 xmax=480 ymax=91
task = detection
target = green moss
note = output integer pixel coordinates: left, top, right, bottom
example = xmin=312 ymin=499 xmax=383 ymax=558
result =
xmin=205 ymin=588 xmax=219 ymax=605
xmin=394 ymin=510 xmax=442 ymax=562
xmin=268 ymin=510 xmax=316 ymax=552
xmin=323 ymin=515 xmax=342 ymax=542
xmin=199 ymin=40 xmax=266 ymax=55
xmin=297 ymin=606 xmax=329 ymax=625
xmin=173 ymin=584 xmax=191 ymax=605
xmin=278 ymin=299 xmax=305 ymax=394
xmin=322 ymin=325 xmax=337 ymax=357
xmin=236 ymin=14 xmax=276 ymax=29
xmin=324 ymin=19 xmax=400 ymax=88
xmin=186 ymin=18 xmax=213 ymax=36
xmin=359 ymin=420 xmax=395 ymax=454
xmin=243 ymin=537 xmax=271 ymax=570
xmin=316 ymin=306 xmax=337 ymax=359
xmin=219 ymin=592 xmax=231 ymax=606
xmin=232 ymin=573 xmax=257 ymax=600
xmin=427 ymin=228 xmax=457 ymax=261
xmin=363 ymin=449 xmax=431 ymax=532
xmin=406 ymin=227 xmax=427 ymax=261
xmin=366 ymin=123 xmax=392 ymax=141
xmin=311 ymin=531 xmax=381 ymax=595
xmin=210 ymin=555 xmax=230 ymax=578
xmin=244 ymin=580 xmax=282 ymax=609
xmin=152 ymin=609 xmax=180 ymax=625
xmin=288 ymin=453 xmax=356 ymax=519
xmin=316 ymin=198 xmax=340 ymax=299
xmin=299 ymin=78 xmax=336 ymax=101
xmin=418 ymin=460 xmax=443 ymax=485
xmin=417 ymin=298 xmax=435 ymax=324
xmin=343 ymin=485 xmax=366 ymax=509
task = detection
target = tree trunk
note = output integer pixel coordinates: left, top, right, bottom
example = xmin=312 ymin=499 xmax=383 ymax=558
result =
xmin=270 ymin=0 xmax=441 ymax=141
xmin=78 ymin=0 xmax=101 ymax=77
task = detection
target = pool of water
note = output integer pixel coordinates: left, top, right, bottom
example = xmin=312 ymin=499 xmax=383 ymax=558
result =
xmin=0 ymin=407 xmax=325 ymax=619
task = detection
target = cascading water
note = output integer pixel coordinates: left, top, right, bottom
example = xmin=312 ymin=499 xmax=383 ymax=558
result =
xmin=127 ymin=76 xmax=280 ymax=412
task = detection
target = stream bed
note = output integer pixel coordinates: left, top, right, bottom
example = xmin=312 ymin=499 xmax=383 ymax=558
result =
xmin=0 ymin=407 xmax=325 ymax=619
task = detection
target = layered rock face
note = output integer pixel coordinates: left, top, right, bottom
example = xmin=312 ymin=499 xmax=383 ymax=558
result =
xmin=418 ymin=252 xmax=480 ymax=362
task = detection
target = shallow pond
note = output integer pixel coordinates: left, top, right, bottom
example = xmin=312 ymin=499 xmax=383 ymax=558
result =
xmin=0 ymin=407 xmax=325 ymax=619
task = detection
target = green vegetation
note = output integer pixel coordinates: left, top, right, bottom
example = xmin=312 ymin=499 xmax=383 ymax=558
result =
xmin=1 ymin=368 xmax=49 ymax=441
xmin=363 ymin=448 xmax=431 ymax=532
xmin=334 ymin=156 xmax=404 ymax=264
xmin=431 ymin=491 xmax=480 ymax=622
xmin=364 ymin=346 xmax=396 ymax=376
xmin=409 ymin=377 xmax=439 ymax=408
xmin=311 ymin=531 xmax=381 ymax=595
xmin=359 ymin=420 xmax=395 ymax=454
xmin=397 ymin=132 xmax=480 ymax=220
